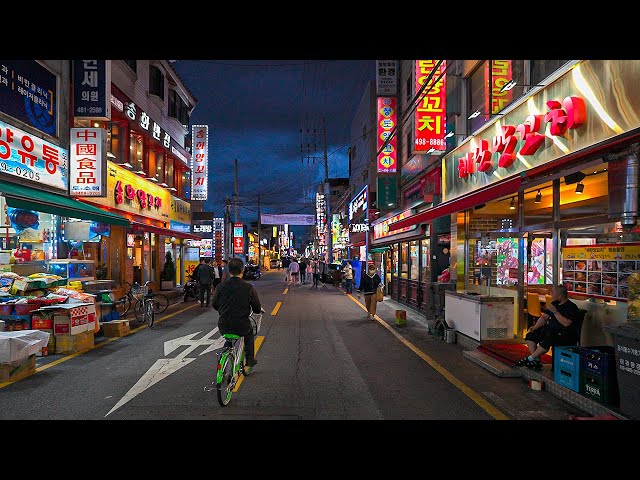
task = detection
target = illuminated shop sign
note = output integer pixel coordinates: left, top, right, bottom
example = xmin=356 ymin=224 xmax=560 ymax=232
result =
xmin=0 ymin=118 xmax=68 ymax=191
xmin=72 ymin=60 xmax=111 ymax=120
xmin=456 ymin=96 xmax=586 ymax=179
xmin=70 ymin=127 xmax=107 ymax=197
xmin=414 ymin=60 xmax=446 ymax=153
xmin=114 ymin=180 xmax=163 ymax=211
xmin=350 ymin=222 xmax=369 ymax=233
xmin=233 ymin=222 xmax=244 ymax=254
xmin=373 ymin=209 xmax=415 ymax=240
xmin=377 ymin=97 xmax=397 ymax=173
xmin=191 ymin=125 xmax=208 ymax=200
xmin=376 ymin=60 xmax=398 ymax=96
xmin=487 ymin=60 xmax=512 ymax=114
xmin=348 ymin=185 xmax=368 ymax=221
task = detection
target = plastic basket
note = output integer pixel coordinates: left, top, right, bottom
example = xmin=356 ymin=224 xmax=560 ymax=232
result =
xmin=131 ymin=284 xmax=149 ymax=297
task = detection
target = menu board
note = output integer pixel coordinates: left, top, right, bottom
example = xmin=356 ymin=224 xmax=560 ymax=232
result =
xmin=562 ymin=243 xmax=640 ymax=300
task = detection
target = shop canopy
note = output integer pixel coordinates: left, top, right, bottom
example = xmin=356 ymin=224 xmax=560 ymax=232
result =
xmin=130 ymin=221 xmax=203 ymax=240
xmin=0 ymin=180 xmax=131 ymax=227
xmin=369 ymin=247 xmax=390 ymax=253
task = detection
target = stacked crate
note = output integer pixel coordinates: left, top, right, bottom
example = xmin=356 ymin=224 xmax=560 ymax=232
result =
xmin=553 ymin=345 xmax=581 ymax=392
xmin=579 ymin=346 xmax=619 ymax=406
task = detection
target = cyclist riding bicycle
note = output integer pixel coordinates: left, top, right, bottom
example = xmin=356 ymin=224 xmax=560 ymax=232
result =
xmin=212 ymin=257 xmax=262 ymax=372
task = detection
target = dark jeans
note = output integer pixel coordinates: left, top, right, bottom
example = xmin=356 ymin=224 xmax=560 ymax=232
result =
xmin=199 ymin=283 xmax=212 ymax=304
xmin=345 ymin=278 xmax=353 ymax=293
xmin=224 ymin=329 xmax=255 ymax=362
xmin=313 ymin=273 xmax=319 ymax=286
xmin=300 ymin=271 xmax=306 ymax=283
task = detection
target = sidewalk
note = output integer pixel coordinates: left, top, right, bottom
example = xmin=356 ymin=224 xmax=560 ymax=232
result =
xmin=350 ymin=287 xmax=627 ymax=420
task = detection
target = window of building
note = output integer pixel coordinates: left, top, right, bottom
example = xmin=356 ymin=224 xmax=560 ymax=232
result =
xmin=168 ymin=89 xmax=189 ymax=125
xmin=165 ymin=157 xmax=174 ymax=188
xmin=400 ymin=242 xmax=409 ymax=279
xmin=531 ymin=60 xmax=571 ymax=86
xmin=107 ymin=121 xmax=127 ymax=164
xmin=409 ymin=240 xmax=419 ymax=280
xmin=149 ymin=65 xmax=164 ymax=100
xmin=123 ymin=60 xmax=137 ymax=73
xmin=421 ymin=238 xmax=430 ymax=281
xmin=148 ymin=149 xmax=164 ymax=183
xmin=406 ymin=132 xmax=411 ymax=161
xmin=129 ymin=132 xmax=144 ymax=173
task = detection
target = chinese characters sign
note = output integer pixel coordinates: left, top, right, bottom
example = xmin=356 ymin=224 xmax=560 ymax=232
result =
xmin=70 ymin=127 xmax=107 ymax=197
xmin=414 ymin=60 xmax=446 ymax=152
xmin=191 ymin=125 xmax=208 ymax=200
xmin=376 ymin=60 xmax=398 ymax=96
xmin=73 ymin=60 xmax=111 ymax=120
xmin=0 ymin=118 xmax=68 ymax=191
xmin=377 ymin=97 xmax=397 ymax=173
xmin=0 ymin=60 xmax=57 ymax=136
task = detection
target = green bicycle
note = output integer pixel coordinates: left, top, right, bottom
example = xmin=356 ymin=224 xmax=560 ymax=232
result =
xmin=209 ymin=308 xmax=263 ymax=407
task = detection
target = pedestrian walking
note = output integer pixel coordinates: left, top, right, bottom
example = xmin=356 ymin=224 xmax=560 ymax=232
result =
xmin=220 ymin=259 xmax=230 ymax=283
xmin=196 ymin=258 xmax=215 ymax=306
xmin=343 ymin=261 xmax=354 ymax=294
xmin=299 ymin=258 xmax=307 ymax=284
xmin=212 ymin=260 xmax=223 ymax=291
xmin=289 ymin=257 xmax=300 ymax=284
xmin=306 ymin=259 xmax=313 ymax=286
xmin=357 ymin=263 xmax=383 ymax=320
xmin=311 ymin=258 xmax=320 ymax=287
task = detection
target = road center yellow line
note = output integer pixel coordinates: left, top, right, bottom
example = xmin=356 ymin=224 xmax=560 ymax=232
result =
xmin=233 ymin=335 xmax=264 ymax=392
xmin=283 ymin=288 xmax=288 ymax=295
xmin=271 ymin=301 xmax=282 ymax=316
xmin=347 ymin=295 xmax=509 ymax=420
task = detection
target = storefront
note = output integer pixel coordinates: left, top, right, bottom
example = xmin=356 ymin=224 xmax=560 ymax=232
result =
xmin=0 ymin=118 xmax=128 ymax=284
xmin=79 ymin=162 xmax=198 ymax=289
xmin=389 ymin=59 xmax=640 ymax=344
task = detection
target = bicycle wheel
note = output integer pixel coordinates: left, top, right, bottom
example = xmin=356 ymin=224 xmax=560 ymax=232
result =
xmin=115 ymin=295 xmax=131 ymax=318
xmin=152 ymin=294 xmax=169 ymax=314
xmin=216 ymin=352 xmax=234 ymax=406
xmin=146 ymin=300 xmax=155 ymax=327
xmin=133 ymin=299 xmax=143 ymax=321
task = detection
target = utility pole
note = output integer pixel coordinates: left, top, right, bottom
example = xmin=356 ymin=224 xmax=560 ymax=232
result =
xmin=224 ymin=197 xmax=231 ymax=260
xmin=257 ymin=194 xmax=261 ymax=270
xmin=234 ymin=158 xmax=239 ymax=223
xmin=323 ymin=117 xmax=332 ymax=264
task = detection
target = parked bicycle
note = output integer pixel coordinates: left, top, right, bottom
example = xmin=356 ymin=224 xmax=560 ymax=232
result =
xmin=132 ymin=281 xmax=168 ymax=322
xmin=115 ymin=281 xmax=169 ymax=319
xmin=138 ymin=281 xmax=156 ymax=327
xmin=206 ymin=308 xmax=264 ymax=406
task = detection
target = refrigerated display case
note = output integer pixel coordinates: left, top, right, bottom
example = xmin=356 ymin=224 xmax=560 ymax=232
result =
xmin=47 ymin=259 xmax=95 ymax=281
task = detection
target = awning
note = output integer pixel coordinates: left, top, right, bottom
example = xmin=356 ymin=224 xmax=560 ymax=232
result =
xmin=369 ymin=247 xmax=390 ymax=253
xmin=130 ymin=221 xmax=202 ymax=240
xmin=0 ymin=180 xmax=131 ymax=227
xmin=390 ymin=176 xmax=522 ymax=232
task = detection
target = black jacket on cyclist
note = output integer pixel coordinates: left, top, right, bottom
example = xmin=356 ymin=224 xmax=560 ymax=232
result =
xmin=212 ymin=276 xmax=262 ymax=335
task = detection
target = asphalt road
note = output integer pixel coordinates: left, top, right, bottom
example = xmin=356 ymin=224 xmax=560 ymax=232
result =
xmin=0 ymin=270 xmax=588 ymax=422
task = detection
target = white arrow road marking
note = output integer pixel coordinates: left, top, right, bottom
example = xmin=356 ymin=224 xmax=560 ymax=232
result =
xmin=105 ymin=328 xmax=223 ymax=417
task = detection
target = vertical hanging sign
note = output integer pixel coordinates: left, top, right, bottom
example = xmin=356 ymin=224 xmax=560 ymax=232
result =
xmin=414 ymin=60 xmax=446 ymax=152
xmin=72 ymin=60 xmax=111 ymax=120
xmin=233 ymin=222 xmax=244 ymax=254
xmin=191 ymin=125 xmax=208 ymax=200
xmin=377 ymin=96 xmax=397 ymax=173
xmin=70 ymin=127 xmax=107 ymax=197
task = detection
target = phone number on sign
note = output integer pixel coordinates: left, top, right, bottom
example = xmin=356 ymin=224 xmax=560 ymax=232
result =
xmin=415 ymin=138 xmax=445 ymax=146
xmin=0 ymin=162 xmax=40 ymax=180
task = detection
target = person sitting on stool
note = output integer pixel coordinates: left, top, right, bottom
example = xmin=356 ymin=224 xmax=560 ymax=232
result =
xmin=515 ymin=284 xmax=581 ymax=371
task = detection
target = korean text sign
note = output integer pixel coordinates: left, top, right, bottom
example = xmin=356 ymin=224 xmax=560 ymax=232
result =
xmin=414 ymin=60 xmax=447 ymax=152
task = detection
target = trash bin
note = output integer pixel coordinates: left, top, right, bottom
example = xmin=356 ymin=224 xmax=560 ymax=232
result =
xmin=603 ymin=323 xmax=640 ymax=419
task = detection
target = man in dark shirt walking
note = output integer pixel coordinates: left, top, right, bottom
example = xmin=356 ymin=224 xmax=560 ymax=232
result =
xmin=196 ymin=258 xmax=215 ymax=306
xmin=212 ymin=258 xmax=262 ymax=370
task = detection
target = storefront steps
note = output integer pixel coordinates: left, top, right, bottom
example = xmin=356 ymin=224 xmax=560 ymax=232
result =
xmin=381 ymin=296 xmax=628 ymax=419
xmin=463 ymin=350 xmax=521 ymax=377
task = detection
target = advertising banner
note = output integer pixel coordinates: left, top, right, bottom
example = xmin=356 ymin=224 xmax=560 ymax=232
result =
xmin=414 ymin=60 xmax=446 ymax=153
xmin=0 ymin=118 xmax=68 ymax=191
xmin=191 ymin=125 xmax=208 ymax=200
xmin=72 ymin=60 xmax=111 ymax=120
xmin=0 ymin=60 xmax=57 ymax=136
xmin=260 ymin=213 xmax=315 ymax=226
xmin=170 ymin=196 xmax=191 ymax=232
xmin=377 ymin=97 xmax=397 ymax=173
xmin=70 ymin=127 xmax=107 ymax=197
xmin=233 ymin=222 xmax=244 ymax=254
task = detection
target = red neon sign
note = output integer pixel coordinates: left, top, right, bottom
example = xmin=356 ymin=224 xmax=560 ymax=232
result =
xmin=415 ymin=60 xmax=446 ymax=152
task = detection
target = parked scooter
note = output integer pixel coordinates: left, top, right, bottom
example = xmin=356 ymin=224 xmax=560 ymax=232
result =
xmin=183 ymin=273 xmax=199 ymax=302
xmin=242 ymin=264 xmax=261 ymax=280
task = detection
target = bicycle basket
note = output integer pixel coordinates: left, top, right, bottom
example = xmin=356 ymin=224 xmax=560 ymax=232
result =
xmin=251 ymin=313 xmax=263 ymax=335
xmin=131 ymin=284 xmax=149 ymax=297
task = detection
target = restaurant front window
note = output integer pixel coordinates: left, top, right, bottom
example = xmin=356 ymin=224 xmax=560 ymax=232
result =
xmin=409 ymin=240 xmax=419 ymax=280
xmin=421 ymin=238 xmax=430 ymax=282
xmin=400 ymin=242 xmax=409 ymax=279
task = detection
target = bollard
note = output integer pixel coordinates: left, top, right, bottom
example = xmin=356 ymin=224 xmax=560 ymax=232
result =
xmin=395 ymin=310 xmax=407 ymax=327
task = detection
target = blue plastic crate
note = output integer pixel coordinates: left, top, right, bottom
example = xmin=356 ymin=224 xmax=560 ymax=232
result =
xmin=555 ymin=366 xmax=581 ymax=392
xmin=554 ymin=345 xmax=581 ymax=375
xmin=580 ymin=345 xmax=616 ymax=377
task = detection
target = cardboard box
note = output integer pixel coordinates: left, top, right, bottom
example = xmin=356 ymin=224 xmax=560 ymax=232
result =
xmin=52 ymin=304 xmax=97 ymax=335
xmin=54 ymin=331 xmax=94 ymax=354
xmin=101 ymin=320 xmax=130 ymax=337
xmin=0 ymin=354 xmax=36 ymax=383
